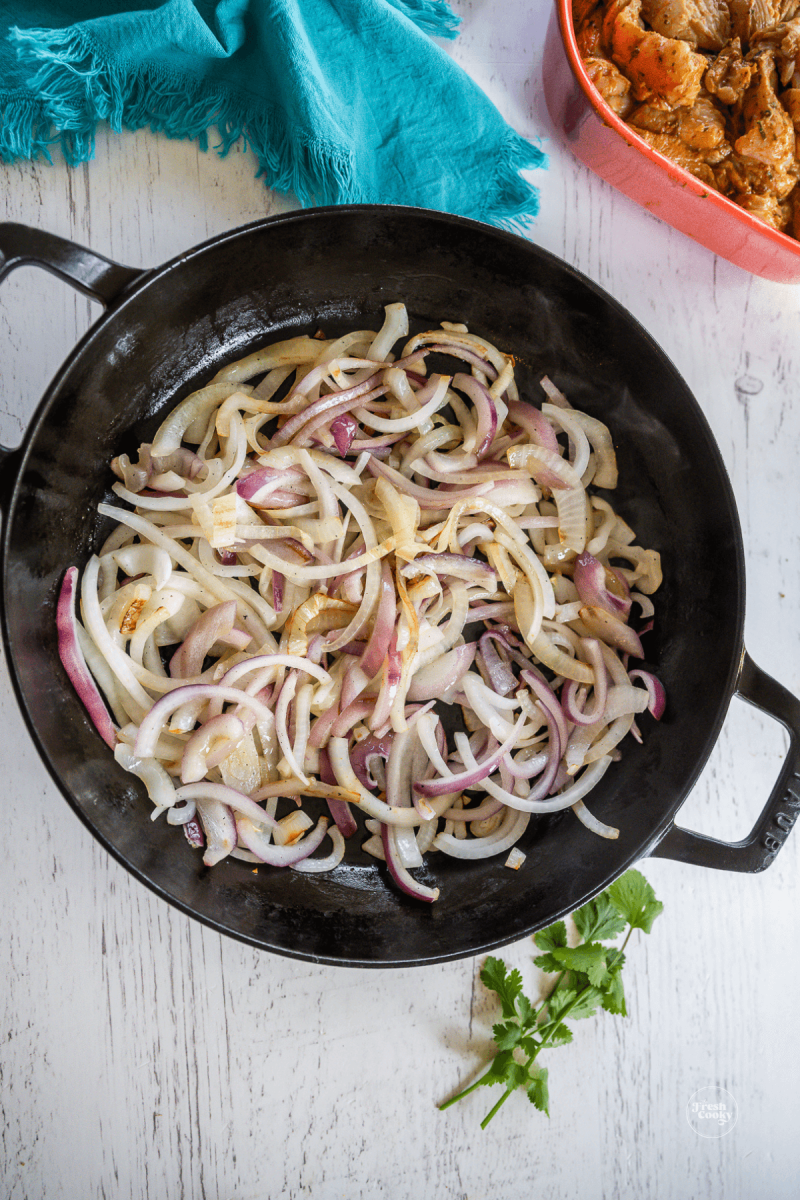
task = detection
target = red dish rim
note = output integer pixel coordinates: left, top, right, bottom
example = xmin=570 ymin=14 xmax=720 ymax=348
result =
xmin=556 ymin=0 xmax=800 ymax=264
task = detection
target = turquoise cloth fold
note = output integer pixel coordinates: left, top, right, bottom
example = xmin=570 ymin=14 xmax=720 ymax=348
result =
xmin=0 ymin=0 xmax=546 ymax=228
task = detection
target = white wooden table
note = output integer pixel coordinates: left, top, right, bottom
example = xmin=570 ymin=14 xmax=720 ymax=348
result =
xmin=2 ymin=2 xmax=799 ymax=1197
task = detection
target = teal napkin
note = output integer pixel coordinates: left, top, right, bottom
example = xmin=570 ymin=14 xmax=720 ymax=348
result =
xmin=0 ymin=0 xmax=546 ymax=228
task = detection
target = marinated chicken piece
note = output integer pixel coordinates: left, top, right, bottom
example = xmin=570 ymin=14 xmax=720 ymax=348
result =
xmin=633 ymin=127 xmax=719 ymax=182
xmin=705 ymin=38 xmax=754 ymax=104
xmin=584 ymin=56 xmax=635 ymax=116
xmin=640 ymin=0 xmax=730 ymax=49
xmin=573 ymin=0 xmax=602 ymax=27
xmin=748 ymin=0 xmax=800 ymax=39
xmin=736 ymin=189 xmax=793 ymax=227
xmin=750 ymin=15 xmax=800 ymax=85
xmin=677 ymin=91 xmax=730 ymax=154
xmin=609 ymin=0 xmax=708 ymax=107
xmin=715 ymin=151 xmax=799 ymax=197
xmin=628 ymin=102 xmax=680 ymax=131
xmin=735 ymin=52 xmax=796 ymax=170
xmin=577 ymin=10 xmax=605 ymax=56
xmin=726 ymin=0 xmax=752 ymax=41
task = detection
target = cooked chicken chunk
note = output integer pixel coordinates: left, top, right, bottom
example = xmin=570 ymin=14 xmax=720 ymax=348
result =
xmin=705 ymin=38 xmax=754 ymax=104
xmin=750 ymin=15 xmax=800 ymax=84
xmin=735 ymin=52 xmax=796 ymax=170
xmin=628 ymin=102 xmax=680 ymax=131
xmin=715 ymin=151 xmax=799 ymax=198
xmin=584 ymin=56 xmax=635 ymax=116
xmin=735 ymin=190 xmax=793 ymax=228
xmin=608 ymin=0 xmax=708 ymax=106
xmin=677 ymin=91 xmax=730 ymax=153
xmin=574 ymin=0 xmax=602 ymax=27
xmin=577 ymin=10 xmax=605 ymax=56
xmin=640 ymin=0 xmax=730 ymax=49
xmin=748 ymin=0 xmax=800 ymax=39
xmin=633 ymin=128 xmax=719 ymax=182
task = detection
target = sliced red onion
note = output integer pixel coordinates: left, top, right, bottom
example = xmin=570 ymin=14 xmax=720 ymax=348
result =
xmin=419 ymin=342 xmax=498 ymax=379
xmin=628 ymin=669 xmax=666 ymax=719
xmin=330 ymin=698 xmax=375 ymax=738
xmin=331 ymin=413 xmax=359 ymax=455
xmin=574 ymin=551 xmax=631 ymax=618
xmin=381 ymin=823 xmax=439 ymax=902
xmin=400 ymin=552 xmax=497 ymax=588
xmin=135 ymin=685 xmax=275 ymax=759
xmin=561 ymin=639 xmax=608 ymax=726
xmin=237 ymin=814 xmax=330 ymax=866
xmin=293 ymin=825 xmax=346 ymax=872
xmin=351 ymin=733 xmax=394 ymax=789
xmin=193 ymin=798 xmax=237 ymax=867
xmin=369 ymin=629 xmax=402 ymax=730
xmin=358 ymin=558 xmax=396 ymax=679
xmin=170 ymin=600 xmax=240 ymax=678
xmin=478 ymin=632 xmax=517 ymax=696
xmin=505 ymin=400 xmax=559 ymax=453
xmin=183 ymin=817 xmax=205 ymax=848
xmin=440 ymin=797 xmax=504 ymax=822
xmin=366 ymin=456 xmax=493 ymax=508
xmin=318 ymin=748 xmax=358 ymax=837
xmin=433 ymin=805 xmax=529 ymax=859
xmin=415 ymin=712 xmax=525 ymax=798
xmin=272 ymin=571 xmax=285 ymax=613
xmin=176 ymin=782 xmax=280 ymax=828
xmin=579 ymin=606 xmax=644 ymax=659
xmin=181 ymin=713 xmax=246 ymax=783
xmin=452 ymin=372 xmax=498 ymax=458
xmin=406 ymin=643 xmax=476 ymax=701
xmin=57 ymin=567 xmax=117 ymax=748
xmin=572 ymin=798 xmax=619 ymax=839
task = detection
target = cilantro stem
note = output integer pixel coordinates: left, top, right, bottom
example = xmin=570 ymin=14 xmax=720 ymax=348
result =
xmin=438 ymin=1065 xmax=499 ymax=1110
xmin=479 ymin=982 xmax=592 ymax=1129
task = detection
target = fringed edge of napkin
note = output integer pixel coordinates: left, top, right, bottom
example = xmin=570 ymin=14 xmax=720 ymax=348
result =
xmin=6 ymin=25 xmax=364 ymax=208
xmin=3 ymin=18 xmax=545 ymax=230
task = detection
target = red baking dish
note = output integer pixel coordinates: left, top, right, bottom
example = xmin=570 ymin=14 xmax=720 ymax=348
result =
xmin=543 ymin=0 xmax=800 ymax=284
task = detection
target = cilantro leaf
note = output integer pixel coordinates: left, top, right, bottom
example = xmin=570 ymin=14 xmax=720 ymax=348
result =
xmin=548 ymin=942 xmax=609 ymax=987
xmin=482 ymin=1048 xmax=515 ymax=1085
xmin=607 ymin=869 xmax=664 ymax=933
xmin=514 ymin=990 xmax=536 ymax=1027
xmin=533 ymin=920 xmax=568 ymax=953
xmin=600 ymin=971 xmax=627 ymax=1017
xmin=481 ymin=956 xmax=524 ymax=1019
xmin=533 ymin=951 xmax=563 ymax=975
xmin=573 ymin=892 xmax=628 ymax=942
xmin=492 ymin=1021 xmax=523 ymax=1051
xmin=505 ymin=1061 xmax=529 ymax=1091
xmin=526 ymin=1068 xmax=550 ymax=1116
xmin=540 ymin=1022 xmax=573 ymax=1048
xmin=547 ymin=985 xmax=604 ymax=1022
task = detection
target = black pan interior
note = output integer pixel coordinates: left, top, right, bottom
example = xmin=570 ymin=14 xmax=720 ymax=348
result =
xmin=1 ymin=207 xmax=744 ymax=966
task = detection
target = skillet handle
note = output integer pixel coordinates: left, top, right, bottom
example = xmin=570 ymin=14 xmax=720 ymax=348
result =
xmin=0 ymin=223 xmax=144 ymax=488
xmin=649 ymin=651 xmax=800 ymax=872
xmin=0 ymin=222 xmax=143 ymax=306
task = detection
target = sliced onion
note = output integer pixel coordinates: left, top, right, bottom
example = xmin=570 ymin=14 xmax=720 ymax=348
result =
xmin=57 ymin=567 xmax=117 ymax=748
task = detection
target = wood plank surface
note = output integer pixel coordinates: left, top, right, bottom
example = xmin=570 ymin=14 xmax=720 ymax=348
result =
xmin=1 ymin=2 xmax=799 ymax=1197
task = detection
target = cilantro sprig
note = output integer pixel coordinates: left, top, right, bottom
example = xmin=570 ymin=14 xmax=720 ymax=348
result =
xmin=439 ymin=869 xmax=663 ymax=1127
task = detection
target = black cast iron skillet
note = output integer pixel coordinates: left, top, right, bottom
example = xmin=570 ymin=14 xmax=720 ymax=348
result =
xmin=2 ymin=207 xmax=799 ymax=968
